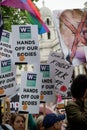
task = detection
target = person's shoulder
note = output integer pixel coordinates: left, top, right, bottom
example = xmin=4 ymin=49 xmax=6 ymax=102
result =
xmin=0 ymin=124 xmax=13 ymax=130
xmin=4 ymin=124 xmax=13 ymax=130
xmin=65 ymin=99 xmax=77 ymax=107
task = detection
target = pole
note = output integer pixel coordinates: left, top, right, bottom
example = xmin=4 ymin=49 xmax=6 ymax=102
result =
xmin=0 ymin=99 xmax=2 ymax=124
xmin=43 ymin=102 xmax=46 ymax=116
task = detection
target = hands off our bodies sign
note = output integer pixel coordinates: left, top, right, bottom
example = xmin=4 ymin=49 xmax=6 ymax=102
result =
xmin=19 ymin=71 xmax=42 ymax=114
xmin=0 ymin=58 xmax=16 ymax=97
xmin=12 ymin=25 xmax=40 ymax=64
xmin=40 ymin=63 xmax=56 ymax=103
xmin=0 ymin=30 xmax=12 ymax=58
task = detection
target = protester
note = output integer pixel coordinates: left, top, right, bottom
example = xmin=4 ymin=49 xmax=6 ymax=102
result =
xmin=43 ymin=113 xmax=65 ymax=130
xmin=36 ymin=115 xmax=44 ymax=130
xmin=9 ymin=113 xmax=39 ymax=130
xmin=10 ymin=113 xmax=26 ymax=130
xmin=65 ymin=74 xmax=87 ymax=130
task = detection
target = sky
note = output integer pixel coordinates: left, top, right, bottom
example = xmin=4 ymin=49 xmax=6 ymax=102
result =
xmin=35 ymin=0 xmax=87 ymax=11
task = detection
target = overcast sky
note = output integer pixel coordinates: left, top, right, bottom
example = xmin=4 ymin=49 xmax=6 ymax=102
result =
xmin=35 ymin=0 xmax=87 ymax=10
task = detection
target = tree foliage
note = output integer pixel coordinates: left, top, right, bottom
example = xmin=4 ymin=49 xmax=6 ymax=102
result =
xmin=0 ymin=0 xmax=39 ymax=31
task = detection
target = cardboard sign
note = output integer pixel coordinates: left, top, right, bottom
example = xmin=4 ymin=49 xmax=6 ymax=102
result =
xmin=40 ymin=63 xmax=56 ymax=103
xmin=53 ymin=9 xmax=87 ymax=66
xmin=19 ymin=71 xmax=42 ymax=114
xmin=0 ymin=58 xmax=16 ymax=97
xmin=12 ymin=25 xmax=40 ymax=64
xmin=0 ymin=30 xmax=12 ymax=58
xmin=48 ymin=52 xmax=74 ymax=97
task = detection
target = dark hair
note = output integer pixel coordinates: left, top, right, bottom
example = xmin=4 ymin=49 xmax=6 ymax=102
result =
xmin=71 ymin=74 xmax=87 ymax=99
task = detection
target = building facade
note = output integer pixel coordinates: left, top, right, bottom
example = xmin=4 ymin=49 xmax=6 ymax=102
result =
xmin=38 ymin=2 xmax=61 ymax=63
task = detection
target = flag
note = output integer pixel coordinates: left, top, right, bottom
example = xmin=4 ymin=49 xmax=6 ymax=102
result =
xmin=0 ymin=0 xmax=40 ymax=18
xmin=25 ymin=11 xmax=49 ymax=34
xmin=27 ymin=0 xmax=40 ymax=18
xmin=0 ymin=0 xmax=49 ymax=34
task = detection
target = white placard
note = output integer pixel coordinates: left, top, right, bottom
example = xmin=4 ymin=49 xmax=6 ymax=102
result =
xmin=19 ymin=71 xmax=42 ymax=114
xmin=0 ymin=58 xmax=16 ymax=97
xmin=40 ymin=63 xmax=56 ymax=103
xmin=48 ymin=52 xmax=74 ymax=96
xmin=12 ymin=25 xmax=40 ymax=64
xmin=0 ymin=30 xmax=12 ymax=58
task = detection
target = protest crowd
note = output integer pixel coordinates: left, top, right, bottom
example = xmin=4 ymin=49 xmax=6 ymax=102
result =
xmin=0 ymin=0 xmax=87 ymax=130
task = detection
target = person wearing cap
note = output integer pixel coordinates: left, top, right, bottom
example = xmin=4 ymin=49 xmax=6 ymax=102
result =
xmin=43 ymin=113 xmax=66 ymax=130
xmin=65 ymin=74 xmax=87 ymax=130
